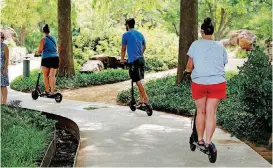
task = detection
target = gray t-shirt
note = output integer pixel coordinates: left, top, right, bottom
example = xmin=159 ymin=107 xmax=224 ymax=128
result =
xmin=187 ymin=39 xmax=228 ymax=85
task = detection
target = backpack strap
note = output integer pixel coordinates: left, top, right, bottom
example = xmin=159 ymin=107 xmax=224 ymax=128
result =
xmin=46 ymin=36 xmax=56 ymax=47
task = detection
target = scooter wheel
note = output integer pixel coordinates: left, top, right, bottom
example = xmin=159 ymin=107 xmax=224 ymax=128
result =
xmin=146 ymin=108 xmax=153 ymax=116
xmin=189 ymin=136 xmax=196 ymax=151
xmin=55 ymin=93 xmax=63 ymax=103
xmin=129 ymin=102 xmax=136 ymax=111
xmin=208 ymin=145 xmax=217 ymax=163
xmin=31 ymin=90 xmax=39 ymax=100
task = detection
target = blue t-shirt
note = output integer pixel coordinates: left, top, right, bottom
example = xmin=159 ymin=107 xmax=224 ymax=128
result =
xmin=41 ymin=36 xmax=59 ymax=58
xmin=187 ymin=40 xmax=228 ymax=85
xmin=122 ymin=30 xmax=146 ymax=63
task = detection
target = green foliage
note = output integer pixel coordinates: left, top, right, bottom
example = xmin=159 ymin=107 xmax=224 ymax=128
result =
xmin=11 ymin=69 xmax=130 ymax=92
xmin=24 ymin=30 xmax=43 ymax=53
xmin=247 ymin=6 xmax=272 ymax=40
xmin=1 ymin=105 xmax=55 ymax=167
xmin=118 ymin=76 xmax=195 ymax=116
xmin=217 ymin=49 xmax=272 ymax=143
xmin=231 ymin=0 xmax=272 ymax=40
xmin=237 ymin=46 xmax=272 ymax=129
xmin=235 ymin=50 xmax=248 ymax=58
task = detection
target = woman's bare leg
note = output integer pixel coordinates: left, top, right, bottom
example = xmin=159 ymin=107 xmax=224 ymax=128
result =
xmin=49 ymin=68 xmax=57 ymax=93
xmin=42 ymin=66 xmax=50 ymax=92
xmin=205 ymin=98 xmax=220 ymax=144
xmin=1 ymin=86 xmax=8 ymax=104
xmin=195 ymin=97 xmax=207 ymax=143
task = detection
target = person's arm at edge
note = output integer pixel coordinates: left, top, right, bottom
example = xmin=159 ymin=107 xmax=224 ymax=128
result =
xmin=3 ymin=45 xmax=9 ymax=75
xmin=186 ymin=57 xmax=194 ymax=72
xmin=37 ymin=38 xmax=44 ymax=54
xmin=121 ymin=45 xmax=126 ymax=64
xmin=142 ymin=35 xmax=146 ymax=54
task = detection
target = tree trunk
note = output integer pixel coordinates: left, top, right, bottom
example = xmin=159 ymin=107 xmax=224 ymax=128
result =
xmin=176 ymin=0 xmax=198 ymax=84
xmin=19 ymin=26 xmax=26 ymax=46
xmin=58 ymin=0 xmax=75 ymax=77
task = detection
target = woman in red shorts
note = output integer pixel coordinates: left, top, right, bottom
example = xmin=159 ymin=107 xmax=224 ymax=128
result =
xmin=185 ymin=18 xmax=228 ymax=151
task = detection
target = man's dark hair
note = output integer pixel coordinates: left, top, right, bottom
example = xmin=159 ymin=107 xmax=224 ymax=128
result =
xmin=125 ymin=18 xmax=135 ymax=29
xmin=42 ymin=24 xmax=50 ymax=34
xmin=201 ymin=17 xmax=214 ymax=35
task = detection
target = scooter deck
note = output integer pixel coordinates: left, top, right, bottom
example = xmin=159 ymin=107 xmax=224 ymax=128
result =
xmin=136 ymin=105 xmax=149 ymax=111
xmin=40 ymin=94 xmax=56 ymax=99
xmin=193 ymin=142 xmax=209 ymax=155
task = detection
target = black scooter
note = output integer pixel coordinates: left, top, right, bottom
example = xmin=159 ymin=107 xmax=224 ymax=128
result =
xmin=189 ymin=111 xmax=217 ymax=163
xmin=129 ymin=80 xmax=153 ymax=116
xmin=185 ymin=71 xmax=217 ymax=163
xmin=31 ymin=53 xmax=63 ymax=103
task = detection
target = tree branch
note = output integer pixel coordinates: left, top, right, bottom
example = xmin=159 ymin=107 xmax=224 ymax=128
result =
xmin=218 ymin=15 xmax=234 ymax=38
xmin=205 ymin=0 xmax=214 ymax=19
xmin=218 ymin=8 xmax=226 ymax=32
xmin=172 ymin=22 xmax=179 ymax=36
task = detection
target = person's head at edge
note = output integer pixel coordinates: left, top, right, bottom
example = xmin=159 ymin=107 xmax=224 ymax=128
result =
xmin=200 ymin=17 xmax=214 ymax=40
xmin=42 ymin=24 xmax=50 ymax=36
xmin=125 ymin=18 xmax=135 ymax=31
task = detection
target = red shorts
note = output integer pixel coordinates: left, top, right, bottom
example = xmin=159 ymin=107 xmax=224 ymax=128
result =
xmin=191 ymin=82 xmax=227 ymax=100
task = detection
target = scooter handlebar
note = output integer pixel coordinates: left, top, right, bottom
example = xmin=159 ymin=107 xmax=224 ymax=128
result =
xmin=34 ymin=53 xmax=41 ymax=57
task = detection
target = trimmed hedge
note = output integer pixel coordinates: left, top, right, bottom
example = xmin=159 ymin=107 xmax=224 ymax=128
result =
xmin=1 ymin=105 xmax=55 ymax=167
xmin=11 ymin=69 xmax=130 ymax=92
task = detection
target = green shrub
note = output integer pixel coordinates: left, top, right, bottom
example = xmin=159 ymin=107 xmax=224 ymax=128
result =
xmin=117 ymin=76 xmax=195 ymax=116
xmin=145 ymin=57 xmax=169 ymax=72
xmin=217 ymin=94 xmax=270 ymax=144
xmin=1 ymin=105 xmax=55 ymax=167
xmin=237 ymin=46 xmax=272 ymax=130
xmin=217 ymin=47 xmax=272 ymax=144
xmin=235 ymin=50 xmax=248 ymax=58
xmin=11 ymin=69 xmax=130 ymax=92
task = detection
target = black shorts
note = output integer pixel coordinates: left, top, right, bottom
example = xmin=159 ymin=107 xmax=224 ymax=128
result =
xmin=129 ymin=57 xmax=145 ymax=82
xmin=41 ymin=57 xmax=59 ymax=69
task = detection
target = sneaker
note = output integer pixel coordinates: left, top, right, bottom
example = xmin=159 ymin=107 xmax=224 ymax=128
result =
xmin=207 ymin=143 xmax=217 ymax=153
xmin=136 ymin=101 xmax=144 ymax=108
xmin=144 ymin=102 xmax=153 ymax=110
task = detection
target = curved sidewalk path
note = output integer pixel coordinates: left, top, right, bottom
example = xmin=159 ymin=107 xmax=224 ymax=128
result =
xmin=7 ymin=90 xmax=271 ymax=167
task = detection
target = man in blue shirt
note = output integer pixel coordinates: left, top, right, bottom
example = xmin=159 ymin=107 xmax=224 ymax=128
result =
xmin=121 ymin=18 xmax=151 ymax=108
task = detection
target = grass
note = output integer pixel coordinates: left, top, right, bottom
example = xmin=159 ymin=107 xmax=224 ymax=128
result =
xmin=84 ymin=106 xmax=108 ymax=110
xmin=235 ymin=50 xmax=248 ymax=58
xmin=226 ymin=46 xmax=237 ymax=52
xmin=1 ymin=105 xmax=55 ymax=167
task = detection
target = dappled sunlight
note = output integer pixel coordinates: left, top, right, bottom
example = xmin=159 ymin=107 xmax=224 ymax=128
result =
xmin=81 ymin=145 xmax=110 ymax=156
xmin=120 ymin=137 xmax=133 ymax=142
xmin=80 ymin=122 xmax=103 ymax=131
xmin=159 ymin=114 xmax=188 ymax=121
xmin=104 ymin=139 xmax=116 ymax=145
xmin=130 ymin=124 xmax=184 ymax=134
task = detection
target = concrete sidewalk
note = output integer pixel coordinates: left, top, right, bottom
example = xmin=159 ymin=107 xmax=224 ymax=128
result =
xmin=7 ymin=90 xmax=271 ymax=167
